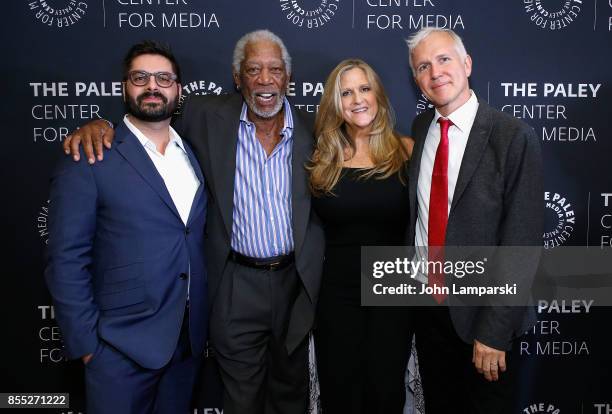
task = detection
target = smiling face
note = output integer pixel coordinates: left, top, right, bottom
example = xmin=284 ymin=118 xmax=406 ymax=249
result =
xmin=234 ymin=39 xmax=289 ymax=119
xmin=339 ymin=67 xmax=378 ymax=135
xmin=124 ymin=53 xmax=181 ymax=122
xmin=411 ymin=31 xmax=472 ymax=117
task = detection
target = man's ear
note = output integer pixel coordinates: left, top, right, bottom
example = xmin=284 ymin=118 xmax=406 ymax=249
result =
xmin=122 ymin=82 xmax=126 ymax=102
xmin=233 ymin=72 xmax=241 ymax=90
xmin=464 ymin=54 xmax=473 ymax=77
xmin=177 ymin=83 xmax=182 ymax=98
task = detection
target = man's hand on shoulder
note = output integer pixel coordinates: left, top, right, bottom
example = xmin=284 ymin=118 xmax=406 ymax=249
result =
xmin=81 ymin=353 xmax=93 ymax=365
xmin=63 ymin=119 xmax=115 ymax=164
xmin=472 ymin=339 xmax=506 ymax=382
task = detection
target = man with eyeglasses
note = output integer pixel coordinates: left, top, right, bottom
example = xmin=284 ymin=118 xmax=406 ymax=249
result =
xmin=45 ymin=40 xmax=208 ymax=414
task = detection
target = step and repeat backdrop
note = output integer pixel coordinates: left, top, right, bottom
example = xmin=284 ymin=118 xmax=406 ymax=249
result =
xmin=2 ymin=0 xmax=611 ymax=413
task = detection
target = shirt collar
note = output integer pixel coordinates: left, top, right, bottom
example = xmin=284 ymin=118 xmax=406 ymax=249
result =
xmin=432 ymin=90 xmax=479 ymax=133
xmin=123 ymin=114 xmax=186 ymax=153
xmin=239 ymin=97 xmax=294 ymax=135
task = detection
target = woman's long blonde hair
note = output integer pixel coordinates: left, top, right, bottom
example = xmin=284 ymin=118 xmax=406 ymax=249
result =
xmin=308 ymin=59 xmax=407 ymax=195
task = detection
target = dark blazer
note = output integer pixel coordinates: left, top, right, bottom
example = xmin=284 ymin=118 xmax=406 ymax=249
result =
xmin=174 ymin=93 xmax=325 ymax=353
xmin=408 ymin=98 xmax=543 ymax=350
xmin=45 ymin=122 xmax=208 ymax=369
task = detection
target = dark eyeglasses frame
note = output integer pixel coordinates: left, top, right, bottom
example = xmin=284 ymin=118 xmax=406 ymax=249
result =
xmin=127 ymin=70 xmax=178 ymax=88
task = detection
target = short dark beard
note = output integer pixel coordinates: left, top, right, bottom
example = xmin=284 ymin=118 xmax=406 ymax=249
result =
xmin=125 ymin=91 xmax=177 ymax=122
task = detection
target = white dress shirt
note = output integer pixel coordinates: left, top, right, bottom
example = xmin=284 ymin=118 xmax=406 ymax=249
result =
xmin=123 ymin=115 xmax=200 ymax=225
xmin=414 ymin=91 xmax=479 ymax=281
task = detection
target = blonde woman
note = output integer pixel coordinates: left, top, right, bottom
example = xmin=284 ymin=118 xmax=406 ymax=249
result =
xmin=309 ymin=59 xmax=415 ymax=413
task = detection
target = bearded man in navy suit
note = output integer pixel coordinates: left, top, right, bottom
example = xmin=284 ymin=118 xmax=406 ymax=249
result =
xmin=45 ymin=41 xmax=208 ymax=414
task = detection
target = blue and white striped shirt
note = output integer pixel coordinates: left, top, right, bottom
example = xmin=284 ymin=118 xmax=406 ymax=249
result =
xmin=230 ymin=99 xmax=294 ymax=258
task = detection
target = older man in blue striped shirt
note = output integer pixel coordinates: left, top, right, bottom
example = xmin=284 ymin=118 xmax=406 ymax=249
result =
xmin=231 ymin=99 xmax=295 ymax=258
xmin=200 ymin=30 xmax=324 ymax=414
xmin=185 ymin=30 xmax=325 ymax=414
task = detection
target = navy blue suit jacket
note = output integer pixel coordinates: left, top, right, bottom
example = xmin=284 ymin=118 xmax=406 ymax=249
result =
xmin=45 ymin=121 xmax=208 ymax=369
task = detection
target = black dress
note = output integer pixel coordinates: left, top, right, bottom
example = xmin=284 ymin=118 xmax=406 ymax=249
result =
xmin=312 ymin=166 xmax=415 ymax=414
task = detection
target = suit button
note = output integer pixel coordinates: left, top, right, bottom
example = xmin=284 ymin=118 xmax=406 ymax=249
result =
xmin=179 ymin=273 xmax=188 ymax=280
xmin=185 ymin=227 xmax=190 ymax=235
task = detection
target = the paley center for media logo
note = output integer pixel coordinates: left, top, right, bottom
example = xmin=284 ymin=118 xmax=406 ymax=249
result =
xmin=29 ymin=1 xmax=88 ymax=28
xmin=279 ymin=0 xmax=341 ymax=29
xmin=523 ymin=0 xmax=583 ymax=30
xmin=177 ymin=79 xmax=226 ymax=113
xmin=543 ymin=191 xmax=575 ymax=249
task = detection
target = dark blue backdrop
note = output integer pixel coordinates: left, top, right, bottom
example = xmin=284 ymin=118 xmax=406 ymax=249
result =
xmin=2 ymin=1 xmax=611 ymax=413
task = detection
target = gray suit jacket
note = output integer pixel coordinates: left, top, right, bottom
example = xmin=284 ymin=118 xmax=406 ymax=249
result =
xmin=174 ymin=93 xmax=325 ymax=353
xmin=408 ymin=98 xmax=543 ymax=350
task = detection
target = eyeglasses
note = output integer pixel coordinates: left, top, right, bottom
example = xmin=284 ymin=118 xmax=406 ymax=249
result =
xmin=127 ymin=71 xmax=177 ymax=88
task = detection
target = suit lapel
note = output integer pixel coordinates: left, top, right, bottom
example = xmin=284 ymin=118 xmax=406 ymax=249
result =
xmin=409 ymin=111 xmax=434 ymax=240
xmin=115 ymin=123 xmax=182 ymax=222
xmin=450 ymin=101 xmax=493 ymax=212
xmin=290 ymin=110 xmax=313 ymax=257
xmin=207 ymin=95 xmax=242 ymax=238
xmin=184 ymin=143 xmax=206 ymax=227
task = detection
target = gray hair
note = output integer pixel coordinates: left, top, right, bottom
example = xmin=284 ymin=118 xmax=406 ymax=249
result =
xmin=232 ymin=29 xmax=292 ymax=75
xmin=406 ymin=28 xmax=468 ymax=76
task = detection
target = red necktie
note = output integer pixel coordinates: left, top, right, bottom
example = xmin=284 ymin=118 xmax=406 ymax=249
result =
xmin=428 ymin=118 xmax=452 ymax=304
